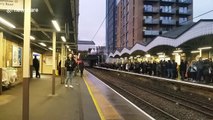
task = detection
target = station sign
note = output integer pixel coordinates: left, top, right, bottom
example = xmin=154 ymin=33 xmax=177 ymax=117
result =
xmin=0 ymin=0 xmax=23 ymax=10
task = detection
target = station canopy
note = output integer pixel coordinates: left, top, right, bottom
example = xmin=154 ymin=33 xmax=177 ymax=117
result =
xmin=109 ymin=19 xmax=213 ymax=58
xmin=0 ymin=0 xmax=79 ymax=53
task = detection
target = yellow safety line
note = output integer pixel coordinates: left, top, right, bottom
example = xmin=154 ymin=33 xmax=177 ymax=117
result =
xmin=83 ymin=77 xmax=105 ymax=120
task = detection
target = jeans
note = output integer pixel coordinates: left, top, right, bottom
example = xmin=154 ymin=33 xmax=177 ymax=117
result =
xmin=167 ymin=69 xmax=173 ymax=78
xmin=180 ymin=71 xmax=186 ymax=80
xmin=65 ymin=71 xmax=74 ymax=85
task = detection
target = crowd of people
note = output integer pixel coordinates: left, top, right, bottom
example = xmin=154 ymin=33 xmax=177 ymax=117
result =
xmin=100 ymin=57 xmax=213 ymax=84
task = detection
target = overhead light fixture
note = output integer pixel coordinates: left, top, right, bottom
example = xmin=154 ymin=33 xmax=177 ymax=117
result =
xmin=68 ymin=49 xmax=71 ymax=52
xmin=159 ymin=55 xmax=165 ymax=58
xmin=0 ymin=17 xmax=16 ymax=28
xmin=198 ymin=46 xmax=212 ymax=50
xmin=66 ymin=45 xmax=69 ymax=48
xmin=145 ymin=54 xmax=151 ymax=58
xmin=191 ymin=50 xmax=200 ymax=53
xmin=30 ymin=36 xmax=35 ymax=40
xmin=22 ymin=34 xmax=36 ymax=40
xmin=172 ymin=53 xmax=178 ymax=55
xmin=51 ymin=20 xmax=61 ymax=31
xmin=39 ymin=43 xmax=46 ymax=47
xmin=61 ymin=36 xmax=66 ymax=42
xmin=157 ymin=52 xmax=164 ymax=55
xmin=48 ymin=47 xmax=53 ymax=51
xmin=173 ymin=50 xmax=183 ymax=53
xmin=136 ymin=55 xmax=141 ymax=58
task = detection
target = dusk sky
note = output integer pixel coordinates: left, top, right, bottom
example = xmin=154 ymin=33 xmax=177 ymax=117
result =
xmin=78 ymin=0 xmax=213 ymax=46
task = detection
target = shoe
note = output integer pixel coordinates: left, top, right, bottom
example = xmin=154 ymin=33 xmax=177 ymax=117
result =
xmin=65 ymin=85 xmax=68 ymax=87
xmin=69 ymin=85 xmax=73 ymax=88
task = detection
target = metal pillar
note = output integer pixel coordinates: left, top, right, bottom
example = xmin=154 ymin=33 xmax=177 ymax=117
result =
xmin=0 ymin=32 xmax=3 ymax=67
xmin=199 ymin=49 xmax=202 ymax=57
xmin=0 ymin=68 xmax=2 ymax=95
xmin=22 ymin=0 xmax=31 ymax=119
xmin=0 ymin=32 xmax=3 ymax=95
xmin=52 ymin=32 xmax=56 ymax=95
xmin=61 ymin=44 xmax=65 ymax=84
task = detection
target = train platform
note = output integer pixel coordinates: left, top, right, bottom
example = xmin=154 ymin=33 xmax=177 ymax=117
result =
xmin=0 ymin=75 xmax=100 ymax=120
xmin=0 ymin=71 xmax=153 ymax=120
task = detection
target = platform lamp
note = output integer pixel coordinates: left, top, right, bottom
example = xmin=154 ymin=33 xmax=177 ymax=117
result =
xmin=0 ymin=17 xmax=16 ymax=28
xmin=52 ymin=20 xmax=61 ymax=32
xmin=198 ymin=47 xmax=212 ymax=57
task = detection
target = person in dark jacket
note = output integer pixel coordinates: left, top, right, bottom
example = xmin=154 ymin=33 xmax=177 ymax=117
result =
xmin=58 ymin=60 xmax=61 ymax=76
xmin=179 ymin=59 xmax=187 ymax=80
xmin=33 ymin=56 xmax=40 ymax=78
xmin=79 ymin=60 xmax=85 ymax=77
xmin=196 ymin=57 xmax=204 ymax=81
xmin=64 ymin=54 xmax=77 ymax=88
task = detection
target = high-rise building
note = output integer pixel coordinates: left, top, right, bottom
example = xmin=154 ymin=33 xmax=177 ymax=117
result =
xmin=115 ymin=0 xmax=193 ymax=50
xmin=106 ymin=0 xmax=118 ymax=54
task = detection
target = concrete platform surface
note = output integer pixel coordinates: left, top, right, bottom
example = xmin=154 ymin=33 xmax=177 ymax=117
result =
xmin=0 ymin=75 xmax=100 ymax=120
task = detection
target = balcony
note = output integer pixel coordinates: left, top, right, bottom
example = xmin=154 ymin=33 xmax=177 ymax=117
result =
xmin=143 ymin=30 xmax=159 ymax=36
xmin=178 ymin=0 xmax=192 ymax=4
xmin=144 ymin=7 xmax=159 ymax=13
xmin=160 ymin=19 xmax=176 ymax=25
xmin=144 ymin=0 xmax=159 ymax=2
xmin=161 ymin=0 xmax=176 ymax=3
xmin=178 ymin=20 xmax=191 ymax=25
xmin=144 ymin=19 xmax=159 ymax=24
xmin=160 ymin=8 xmax=176 ymax=14
xmin=161 ymin=31 xmax=168 ymax=34
xmin=178 ymin=9 xmax=192 ymax=15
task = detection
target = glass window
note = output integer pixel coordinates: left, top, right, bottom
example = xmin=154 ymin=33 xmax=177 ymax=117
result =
xmin=179 ymin=7 xmax=188 ymax=13
xmin=144 ymin=5 xmax=153 ymax=11
xmin=160 ymin=6 xmax=172 ymax=12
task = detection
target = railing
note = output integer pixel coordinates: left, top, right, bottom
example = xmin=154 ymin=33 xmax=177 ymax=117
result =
xmin=178 ymin=20 xmax=191 ymax=25
xmin=178 ymin=9 xmax=192 ymax=15
xmin=160 ymin=8 xmax=176 ymax=14
xmin=144 ymin=0 xmax=159 ymax=2
xmin=144 ymin=30 xmax=159 ymax=36
xmin=178 ymin=0 xmax=192 ymax=4
xmin=161 ymin=19 xmax=176 ymax=25
xmin=161 ymin=31 xmax=168 ymax=34
xmin=161 ymin=0 xmax=176 ymax=3
xmin=144 ymin=7 xmax=159 ymax=13
xmin=144 ymin=19 xmax=159 ymax=24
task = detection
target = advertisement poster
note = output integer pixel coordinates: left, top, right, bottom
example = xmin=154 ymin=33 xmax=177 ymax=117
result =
xmin=45 ymin=56 xmax=52 ymax=66
xmin=12 ymin=45 xmax=22 ymax=67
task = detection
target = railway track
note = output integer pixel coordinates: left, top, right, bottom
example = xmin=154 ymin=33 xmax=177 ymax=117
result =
xmin=87 ymin=68 xmax=213 ymax=120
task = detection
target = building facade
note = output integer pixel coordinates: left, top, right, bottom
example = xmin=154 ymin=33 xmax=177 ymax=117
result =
xmin=115 ymin=0 xmax=193 ymax=50
xmin=106 ymin=0 xmax=118 ymax=54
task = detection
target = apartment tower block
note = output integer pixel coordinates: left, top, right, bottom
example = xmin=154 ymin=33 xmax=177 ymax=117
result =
xmin=106 ymin=0 xmax=193 ymax=54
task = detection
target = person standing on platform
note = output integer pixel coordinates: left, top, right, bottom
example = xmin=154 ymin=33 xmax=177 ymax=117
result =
xmin=33 ymin=56 xmax=40 ymax=78
xmin=65 ymin=54 xmax=77 ymax=88
xmin=196 ymin=57 xmax=204 ymax=82
xmin=79 ymin=60 xmax=85 ymax=77
xmin=58 ymin=60 xmax=61 ymax=76
xmin=179 ymin=59 xmax=187 ymax=80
